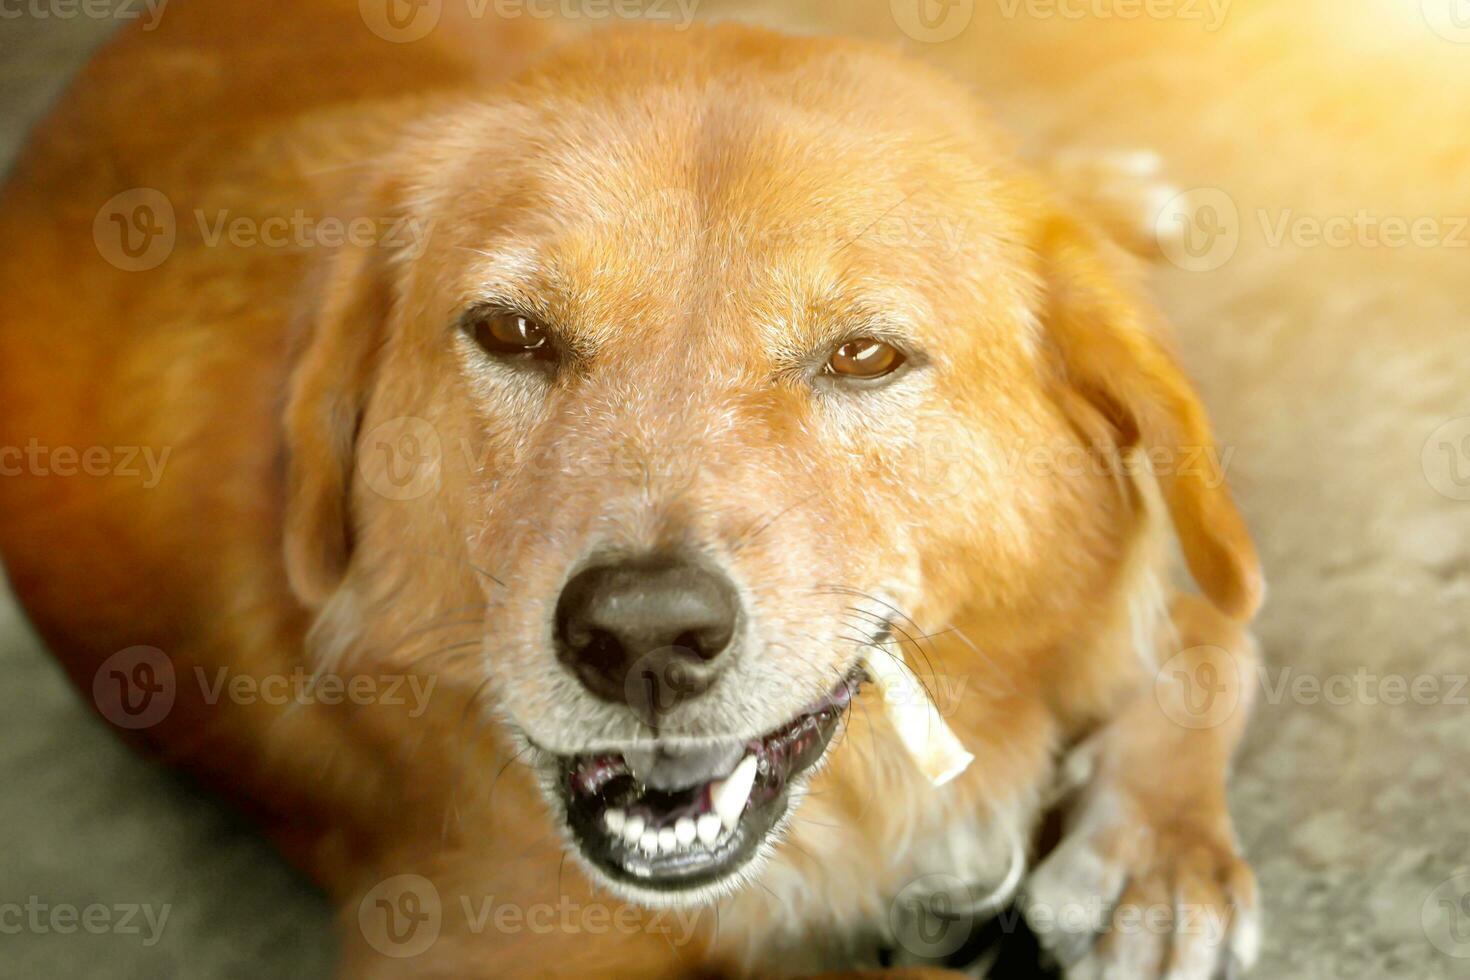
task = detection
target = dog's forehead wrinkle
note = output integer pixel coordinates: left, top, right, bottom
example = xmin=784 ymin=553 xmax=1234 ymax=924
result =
xmin=445 ymin=98 xmax=999 ymax=322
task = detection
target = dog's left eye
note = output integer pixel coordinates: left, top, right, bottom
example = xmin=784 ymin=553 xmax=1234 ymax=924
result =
xmin=466 ymin=310 xmax=556 ymax=363
xmin=825 ymin=338 xmax=906 ymax=380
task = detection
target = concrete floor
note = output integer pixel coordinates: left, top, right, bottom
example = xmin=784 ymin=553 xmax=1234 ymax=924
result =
xmin=3 ymin=6 xmax=1469 ymax=979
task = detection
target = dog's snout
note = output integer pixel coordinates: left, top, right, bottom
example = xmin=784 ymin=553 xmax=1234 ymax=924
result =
xmin=554 ymin=557 xmax=739 ymax=716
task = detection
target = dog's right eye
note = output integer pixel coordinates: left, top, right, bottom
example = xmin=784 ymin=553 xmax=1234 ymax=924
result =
xmin=466 ymin=310 xmax=556 ymax=364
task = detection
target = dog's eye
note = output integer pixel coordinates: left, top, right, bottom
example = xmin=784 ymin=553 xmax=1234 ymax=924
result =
xmin=825 ymin=338 xmax=905 ymax=380
xmin=467 ymin=310 xmax=555 ymax=363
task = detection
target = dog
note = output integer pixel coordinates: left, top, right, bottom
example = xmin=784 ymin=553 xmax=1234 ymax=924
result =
xmin=0 ymin=2 xmax=1262 ymax=976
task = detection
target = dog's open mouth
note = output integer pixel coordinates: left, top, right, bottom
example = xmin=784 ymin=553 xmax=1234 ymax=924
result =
xmin=558 ymin=669 xmax=863 ymax=892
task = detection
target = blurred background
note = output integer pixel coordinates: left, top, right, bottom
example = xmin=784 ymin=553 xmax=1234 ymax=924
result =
xmin=2 ymin=0 xmax=1468 ymax=976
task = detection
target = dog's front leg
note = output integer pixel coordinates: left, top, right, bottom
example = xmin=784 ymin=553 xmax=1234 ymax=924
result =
xmin=1023 ymin=596 xmax=1261 ymax=979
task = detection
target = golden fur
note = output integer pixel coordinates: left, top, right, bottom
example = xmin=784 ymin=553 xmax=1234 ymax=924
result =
xmin=0 ymin=2 xmax=1263 ymax=976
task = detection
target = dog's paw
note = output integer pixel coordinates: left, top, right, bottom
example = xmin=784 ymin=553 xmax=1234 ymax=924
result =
xmin=1020 ymin=789 xmax=1259 ymax=979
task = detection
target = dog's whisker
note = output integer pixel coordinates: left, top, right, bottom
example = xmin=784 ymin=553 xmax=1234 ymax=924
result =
xmin=825 ymin=587 xmax=1012 ymax=701
xmin=833 ymin=623 xmax=945 ymax=717
xmin=877 ymin=618 xmax=945 ymax=702
xmin=815 ymin=584 xmax=935 ymax=645
xmin=410 ymin=639 xmax=486 ymax=673
xmin=834 ymin=600 xmax=948 ymax=694
xmin=831 ymin=186 xmax=919 ymax=257
xmin=382 ymin=615 xmax=485 ymax=653
xmin=452 ymin=676 xmax=503 ymax=784
xmin=781 ymin=630 xmax=890 ymax=818
xmin=728 ymin=489 xmax=822 ymax=555
xmin=477 ymin=739 xmax=533 ymax=813
xmin=396 ymin=547 xmax=509 ymax=589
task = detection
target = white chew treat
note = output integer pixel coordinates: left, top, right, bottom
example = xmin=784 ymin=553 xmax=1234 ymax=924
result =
xmin=861 ymin=649 xmax=975 ymax=786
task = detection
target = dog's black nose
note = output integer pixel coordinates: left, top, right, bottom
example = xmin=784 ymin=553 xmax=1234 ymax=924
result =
xmin=554 ymin=557 xmax=739 ymax=719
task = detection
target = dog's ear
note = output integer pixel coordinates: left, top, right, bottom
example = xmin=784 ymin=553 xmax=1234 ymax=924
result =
xmin=1037 ymin=213 xmax=1263 ymax=621
xmin=282 ymin=186 xmax=401 ymax=607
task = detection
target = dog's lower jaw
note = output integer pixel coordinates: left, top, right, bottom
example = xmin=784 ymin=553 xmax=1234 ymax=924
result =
xmin=522 ymin=666 xmax=862 ymax=909
xmin=539 ymin=754 xmax=826 ymax=912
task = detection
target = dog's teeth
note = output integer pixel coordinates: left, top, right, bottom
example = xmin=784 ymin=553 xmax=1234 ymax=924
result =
xmin=604 ymin=808 xmax=626 ymax=835
xmin=674 ymin=816 xmax=696 ymax=847
xmin=657 ymin=827 xmax=677 ymax=854
xmin=639 ymin=830 xmax=658 ymax=855
xmin=710 ymin=754 xmax=758 ymax=831
xmin=696 ymin=813 xmax=721 ymax=846
xmin=622 ymin=814 xmax=645 ymax=846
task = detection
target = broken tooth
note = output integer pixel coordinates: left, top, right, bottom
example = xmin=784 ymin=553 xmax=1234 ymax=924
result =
xmin=622 ymin=814 xmax=645 ymax=846
xmin=674 ymin=816 xmax=696 ymax=848
xmin=710 ymin=754 xmax=758 ymax=830
xmin=657 ymin=827 xmax=678 ymax=854
xmin=604 ymin=808 xmax=626 ymax=835
xmin=696 ymin=813 xmax=721 ymax=846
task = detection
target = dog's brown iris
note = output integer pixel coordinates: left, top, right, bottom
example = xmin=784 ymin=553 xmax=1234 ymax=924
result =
xmin=826 ymin=338 xmax=905 ymax=380
xmin=470 ymin=311 xmax=554 ymax=362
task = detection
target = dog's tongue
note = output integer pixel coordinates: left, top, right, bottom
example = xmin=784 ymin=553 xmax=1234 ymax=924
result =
xmin=623 ymin=742 xmax=746 ymax=791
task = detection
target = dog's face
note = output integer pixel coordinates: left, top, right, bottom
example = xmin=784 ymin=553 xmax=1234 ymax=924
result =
xmin=284 ymin=27 xmax=1258 ymax=907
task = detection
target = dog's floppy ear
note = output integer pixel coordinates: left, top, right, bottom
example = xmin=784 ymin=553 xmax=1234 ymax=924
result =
xmin=282 ymin=186 xmax=401 ymax=607
xmin=1037 ymin=213 xmax=1263 ymax=621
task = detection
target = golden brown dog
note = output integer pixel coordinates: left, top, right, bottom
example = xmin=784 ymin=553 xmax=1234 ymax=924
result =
xmin=0 ymin=1 xmax=1262 ymax=976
